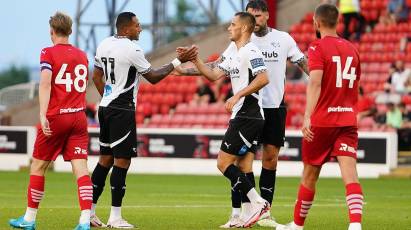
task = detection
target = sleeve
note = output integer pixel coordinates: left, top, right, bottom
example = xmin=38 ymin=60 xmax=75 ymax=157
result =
xmin=94 ymin=50 xmax=103 ymax=71
xmin=40 ymin=48 xmax=53 ymax=72
xmin=128 ymin=46 xmax=151 ymax=75
xmin=247 ymin=47 xmax=267 ymax=76
xmin=307 ymin=42 xmax=324 ymax=71
xmin=286 ymin=34 xmax=305 ymax=63
xmin=217 ymin=48 xmax=231 ymax=77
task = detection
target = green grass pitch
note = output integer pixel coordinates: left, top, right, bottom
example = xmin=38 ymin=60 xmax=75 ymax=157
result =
xmin=0 ymin=171 xmax=410 ymax=229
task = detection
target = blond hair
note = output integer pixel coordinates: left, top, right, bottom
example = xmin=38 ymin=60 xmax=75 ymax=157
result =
xmin=49 ymin=11 xmax=72 ymax=36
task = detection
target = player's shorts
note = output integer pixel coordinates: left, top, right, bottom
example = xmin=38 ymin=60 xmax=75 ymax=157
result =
xmin=261 ymin=108 xmax=287 ymax=147
xmin=302 ymin=126 xmax=358 ymax=166
xmin=33 ymin=112 xmax=88 ymax=161
xmin=220 ymin=117 xmax=264 ymax=156
xmin=98 ymin=106 xmax=137 ymax=158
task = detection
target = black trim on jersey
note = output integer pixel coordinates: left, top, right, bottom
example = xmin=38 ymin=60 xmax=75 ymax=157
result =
xmin=236 ymin=69 xmax=263 ymax=120
xmin=107 ymin=87 xmax=135 ymax=110
xmin=124 ymin=66 xmax=137 ymax=89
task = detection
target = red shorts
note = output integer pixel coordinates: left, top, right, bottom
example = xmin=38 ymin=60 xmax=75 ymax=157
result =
xmin=302 ymin=126 xmax=358 ymax=166
xmin=33 ymin=112 xmax=88 ymax=161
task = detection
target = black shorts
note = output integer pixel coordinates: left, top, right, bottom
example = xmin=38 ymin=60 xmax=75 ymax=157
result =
xmin=261 ymin=108 xmax=287 ymax=147
xmin=98 ymin=107 xmax=137 ymax=158
xmin=220 ymin=117 xmax=264 ymax=156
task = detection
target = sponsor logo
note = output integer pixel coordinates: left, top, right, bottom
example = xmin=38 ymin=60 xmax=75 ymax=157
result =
xmin=238 ymin=145 xmax=248 ymax=155
xmin=60 ymin=107 xmax=84 ymax=114
xmin=231 ymin=177 xmax=242 ymax=191
xmin=327 ymin=106 xmax=353 ymax=113
xmin=250 ymin=58 xmax=265 ymax=69
xmin=228 ymin=68 xmax=240 ymax=75
xmin=0 ymin=135 xmax=17 ymax=150
xmin=262 ymin=51 xmax=279 ymax=59
xmin=309 ymin=46 xmax=316 ymax=51
xmin=339 ymin=143 xmax=356 ymax=154
xmin=104 ymin=85 xmax=112 ymax=96
xmin=74 ymin=147 xmax=87 ymax=155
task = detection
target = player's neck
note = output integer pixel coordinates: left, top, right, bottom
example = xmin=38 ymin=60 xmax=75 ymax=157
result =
xmin=234 ymin=37 xmax=250 ymax=50
xmin=53 ymin=37 xmax=69 ymax=45
xmin=320 ymin=29 xmax=338 ymax=39
xmin=254 ymin=26 xmax=269 ymax=37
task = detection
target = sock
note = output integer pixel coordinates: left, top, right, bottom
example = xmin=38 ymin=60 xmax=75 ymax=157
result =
xmin=110 ymin=166 xmax=128 ymax=207
xmin=346 ymin=183 xmax=363 ymax=223
xmin=241 ymin=172 xmax=255 ymax=203
xmin=79 ymin=209 xmax=91 ymax=225
xmin=24 ymin=175 xmax=45 ymax=222
xmin=77 ymin=175 xmax=93 ymax=211
xmin=293 ymin=184 xmax=315 ymax=226
xmin=91 ymin=203 xmax=97 ymax=216
xmin=91 ymin=163 xmax=111 ymax=204
xmin=231 ymin=179 xmax=241 ymax=209
xmin=109 ymin=206 xmax=122 ymax=222
xmin=27 ymin=175 xmax=45 ymax=209
xmin=23 ymin=207 xmax=38 ymax=222
xmin=259 ymin=168 xmax=277 ymax=205
xmin=223 ymin=164 xmax=254 ymax=199
xmin=231 ymin=208 xmax=241 ymax=217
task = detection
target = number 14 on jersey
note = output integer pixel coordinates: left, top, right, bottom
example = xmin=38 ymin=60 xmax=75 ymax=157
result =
xmin=332 ymin=56 xmax=357 ymax=89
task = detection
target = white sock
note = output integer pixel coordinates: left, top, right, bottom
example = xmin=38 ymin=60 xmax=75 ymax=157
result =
xmin=79 ymin=209 xmax=91 ymax=225
xmin=91 ymin=203 xmax=97 ymax=216
xmin=23 ymin=207 xmax=37 ymax=222
xmin=108 ymin=206 xmax=122 ymax=222
xmin=246 ymin=188 xmax=264 ymax=203
xmin=231 ymin=208 xmax=241 ymax=217
xmin=348 ymin=222 xmax=362 ymax=230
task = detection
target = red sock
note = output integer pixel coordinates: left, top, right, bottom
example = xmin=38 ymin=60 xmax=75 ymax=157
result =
xmin=27 ymin=175 xmax=45 ymax=209
xmin=346 ymin=183 xmax=363 ymax=223
xmin=293 ymin=184 xmax=315 ymax=226
xmin=77 ymin=175 xmax=93 ymax=210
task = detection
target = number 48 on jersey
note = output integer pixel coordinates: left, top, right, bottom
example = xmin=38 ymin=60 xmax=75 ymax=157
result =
xmin=55 ymin=63 xmax=88 ymax=92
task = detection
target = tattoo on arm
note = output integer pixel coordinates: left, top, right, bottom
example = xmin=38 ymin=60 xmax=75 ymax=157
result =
xmin=181 ymin=60 xmax=220 ymax=76
xmin=143 ymin=63 xmax=175 ymax=84
xmin=296 ymin=58 xmax=309 ymax=75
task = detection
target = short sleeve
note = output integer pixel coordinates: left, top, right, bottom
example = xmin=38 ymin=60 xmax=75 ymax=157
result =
xmin=217 ymin=55 xmax=230 ymax=76
xmin=286 ymin=34 xmax=305 ymax=63
xmin=128 ymin=46 xmax=151 ymax=75
xmin=40 ymin=48 xmax=53 ymax=72
xmin=307 ymin=42 xmax=324 ymax=71
xmin=94 ymin=51 xmax=103 ymax=71
xmin=246 ymin=47 xmax=267 ymax=76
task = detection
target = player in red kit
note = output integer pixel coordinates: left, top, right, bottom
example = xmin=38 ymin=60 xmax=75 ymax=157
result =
xmin=9 ymin=12 xmax=92 ymax=230
xmin=277 ymin=4 xmax=363 ymax=230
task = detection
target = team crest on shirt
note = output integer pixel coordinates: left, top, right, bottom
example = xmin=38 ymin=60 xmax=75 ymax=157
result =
xmin=271 ymin=42 xmax=280 ymax=48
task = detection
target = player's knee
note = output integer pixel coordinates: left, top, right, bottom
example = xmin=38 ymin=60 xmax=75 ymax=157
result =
xmin=217 ymin=160 xmax=228 ymax=173
xmin=30 ymin=160 xmax=49 ymax=176
xmin=99 ymin=156 xmax=114 ymax=168
xmin=262 ymin=155 xmax=278 ymax=170
xmin=114 ymin=158 xmax=131 ymax=169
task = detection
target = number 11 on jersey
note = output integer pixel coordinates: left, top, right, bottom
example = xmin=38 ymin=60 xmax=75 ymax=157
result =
xmin=332 ymin=56 xmax=357 ymax=89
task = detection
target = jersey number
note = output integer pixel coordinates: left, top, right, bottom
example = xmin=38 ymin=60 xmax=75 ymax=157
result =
xmin=332 ymin=56 xmax=357 ymax=89
xmin=55 ymin=64 xmax=87 ymax=92
xmin=101 ymin=57 xmax=116 ymax=84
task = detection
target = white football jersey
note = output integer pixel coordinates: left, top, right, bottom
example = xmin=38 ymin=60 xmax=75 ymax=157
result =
xmin=94 ymin=36 xmax=151 ymax=110
xmin=218 ymin=41 xmax=267 ymax=120
xmin=251 ymin=28 xmax=305 ymax=108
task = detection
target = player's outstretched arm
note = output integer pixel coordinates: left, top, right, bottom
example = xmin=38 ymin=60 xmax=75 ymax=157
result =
xmin=191 ymin=56 xmax=225 ymax=82
xmin=225 ymin=71 xmax=269 ymax=112
xmin=39 ymin=69 xmax=52 ymax=136
xmin=143 ymin=45 xmax=198 ymax=84
xmin=296 ymin=57 xmax=310 ymax=75
xmin=302 ymin=70 xmax=323 ymax=141
xmin=174 ymin=60 xmax=220 ymax=76
xmin=92 ymin=68 xmax=105 ymax=97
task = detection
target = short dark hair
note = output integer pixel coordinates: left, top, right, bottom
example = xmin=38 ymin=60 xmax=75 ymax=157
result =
xmin=246 ymin=0 xmax=268 ymax=12
xmin=235 ymin=12 xmax=256 ymax=33
xmin=116 ymin=12 xmax=136 ymax=31
xmin=314 ymin=3 xmax=339 ymax=28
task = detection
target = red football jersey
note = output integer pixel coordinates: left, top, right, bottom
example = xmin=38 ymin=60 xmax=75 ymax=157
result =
xmin=40 ymin=44 xmax=88 ymax=116
xmin=307 ymin=36 xmax=361 ymax=127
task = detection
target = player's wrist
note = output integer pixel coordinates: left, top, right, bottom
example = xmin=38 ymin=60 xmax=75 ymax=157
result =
xmin=171 ymin=58 xmax=182 ymax=68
